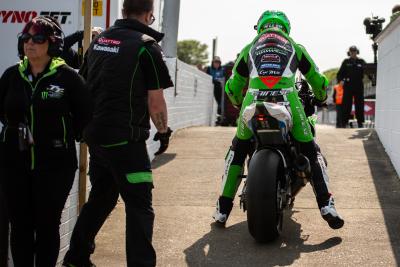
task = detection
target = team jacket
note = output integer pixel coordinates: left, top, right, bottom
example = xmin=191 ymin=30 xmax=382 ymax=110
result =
xmin=81 ymin=18 xmax=173 ymax=146
xmin=225 ymin=28 xmax=328 ymax=106
xmin=336 ymin=57 xmax=367 ymax=88
xmin=0 ymin=57 xmax=92 ymax=170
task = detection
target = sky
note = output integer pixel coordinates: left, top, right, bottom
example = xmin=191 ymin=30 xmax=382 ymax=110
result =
xmin=178 ymin=0 xmax=399 ymax=72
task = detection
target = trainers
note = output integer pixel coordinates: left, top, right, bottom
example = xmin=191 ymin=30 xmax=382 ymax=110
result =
xmin=212 ymin=196 xmax=233 ymax=225
xmin=320 ymin=196 xmax=344 ymax=229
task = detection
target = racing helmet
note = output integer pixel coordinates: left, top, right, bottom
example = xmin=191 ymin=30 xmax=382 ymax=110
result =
xmin=255 ymin=10 xmax=291 ymax=34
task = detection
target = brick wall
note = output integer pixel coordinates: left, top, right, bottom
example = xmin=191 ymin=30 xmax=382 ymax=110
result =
xmin=375 ymin=16 xmax=400 ymax=176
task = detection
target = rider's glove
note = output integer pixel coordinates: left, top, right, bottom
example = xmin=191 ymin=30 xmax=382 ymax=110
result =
xmin=153 ymin=127 xmax=173 ymax=156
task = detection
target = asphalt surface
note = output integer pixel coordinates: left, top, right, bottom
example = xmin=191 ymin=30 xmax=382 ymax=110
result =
xmin=92 ymin=126 xmax=400 ymax=267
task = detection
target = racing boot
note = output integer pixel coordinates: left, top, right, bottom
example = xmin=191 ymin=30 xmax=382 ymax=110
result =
xmin=320 ymin=195 xmax=344 ymax=229
xmin=213 ymin=196 xmax=234 ymax=225
xmin=213 ymin=137 xmax=252 ymax=225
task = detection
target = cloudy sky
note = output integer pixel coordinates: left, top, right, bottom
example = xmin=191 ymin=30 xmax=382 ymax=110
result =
xmin=178 ymin=0 xmax=398 ymax=72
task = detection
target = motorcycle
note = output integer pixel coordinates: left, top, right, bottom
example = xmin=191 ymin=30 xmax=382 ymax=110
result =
xmin=239 ymin=79 xmax=319 ymax=243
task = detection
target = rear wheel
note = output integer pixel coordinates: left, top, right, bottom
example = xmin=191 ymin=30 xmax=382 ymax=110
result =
xmin=246 ymin=149 xmax=283 ymax=242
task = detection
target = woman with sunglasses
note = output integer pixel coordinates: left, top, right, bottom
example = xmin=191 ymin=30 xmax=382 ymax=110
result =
xmin=0 ymin=16 xmax=92 ymax=267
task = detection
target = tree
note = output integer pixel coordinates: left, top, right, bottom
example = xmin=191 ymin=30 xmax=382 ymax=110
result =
xmin=177 ymin=40 xmax=208 ymax=66
xmin=323 ymin=68 xmax=339 ymax=84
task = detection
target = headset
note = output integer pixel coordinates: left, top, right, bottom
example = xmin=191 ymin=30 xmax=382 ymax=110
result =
xmin=347 ymin=45 xmax=359 ymax=56
xmin=17 ymin=16 xmax=64 ymax=58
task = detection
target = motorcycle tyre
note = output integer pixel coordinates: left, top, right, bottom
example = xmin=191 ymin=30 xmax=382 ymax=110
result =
xmin=246 ymin=149 xmax=282 ymax=243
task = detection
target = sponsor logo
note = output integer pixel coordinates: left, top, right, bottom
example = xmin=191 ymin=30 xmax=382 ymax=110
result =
xmin=255 ymin=48 xmax=288 ymax=56
xmin=259 ymin=70 xmax=281 ymax=76
xmin=254 ymin=89 xmax=292 ymax=96
xmin=276 ymin=43 xmax=293 ymax=52
xmin=42 ymin=85 xmax=65 ymax=100
xmin=39 ymin=11 xmax=71 ymax=24
xmin=260 ymin=63 xmax=281 ymax=69
xmin=0 ymin=10 xmax=71 ymax=24
xmin=255 ymin=44 xmax=266 ymax=50
xmin=93 ymin=44 xmax=120 ymax=53
xmin=261 ymin=54 xmax=280 ymax=63
xmin=97 ymin=37 xmax=121 ymax=45
xmin=258 ymin=33 xmax=288 ymax=44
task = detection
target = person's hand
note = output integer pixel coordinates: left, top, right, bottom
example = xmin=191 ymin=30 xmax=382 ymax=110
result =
xmin=153 ymin=127 xmax=173 ymax=156
xmin=91 ymin=27 xmax=103 ymax=38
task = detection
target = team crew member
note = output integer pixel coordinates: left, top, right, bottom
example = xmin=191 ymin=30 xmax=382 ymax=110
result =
xmin=333 ymin=83 xmax=344 ymax=128
xmin=0 ymin=16 xmax=91 ymax=267
xmin=213 ymin=10 xmax=344 ymax=230
xmin=337 ymin=46 xmax=367 ymax=128
xmin=63 ymin=0 xmax=173 ymax=266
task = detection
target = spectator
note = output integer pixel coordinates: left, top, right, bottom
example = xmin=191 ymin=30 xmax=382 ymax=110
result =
xmin=337 ymin=46 xmax=367 ymax=128
xmin=333 ymin=83 xmax=344 ymax=128
xmin=206 ymin=56 xmax=225 ymax=116
xmin=0 ymin=16 xmax=91 ymax=266
xmin=62 ymin=0 xmax=173 ymax=266
xmin=62 ymin=26 xmax=103 ymax=69
xmin=390 ymin=5 xmax=400 ymax=22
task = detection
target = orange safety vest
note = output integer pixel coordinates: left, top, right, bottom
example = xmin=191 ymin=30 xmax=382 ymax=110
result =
xmin=333 ymin=84 xmax=344 ymax=105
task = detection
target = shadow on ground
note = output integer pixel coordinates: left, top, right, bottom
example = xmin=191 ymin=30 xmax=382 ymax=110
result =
xmin=151 ymin=153 xmax=177 ymax=169
xmin=184 ymin=211 xmax=341 ymax=267
xmin=354 ymin=129 xmax=400 ymax=265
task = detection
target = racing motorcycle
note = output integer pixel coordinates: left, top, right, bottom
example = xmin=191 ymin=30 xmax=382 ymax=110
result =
xmin=239 ymin=79 xmax=320 ymax=243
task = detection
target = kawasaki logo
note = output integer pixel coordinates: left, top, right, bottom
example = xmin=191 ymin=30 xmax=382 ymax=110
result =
xmin=0 ymin=11 xmax=71 ymax=24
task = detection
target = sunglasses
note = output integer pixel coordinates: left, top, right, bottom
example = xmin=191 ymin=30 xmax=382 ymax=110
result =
xmin=150 ymin=14 xmax=155 ymax=25
xmin=21 ymin=33 xmax=48 ymax=44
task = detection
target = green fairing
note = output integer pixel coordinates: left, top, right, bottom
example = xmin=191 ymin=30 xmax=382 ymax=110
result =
xmin=226 ymin=28 xmax=328 ymax=143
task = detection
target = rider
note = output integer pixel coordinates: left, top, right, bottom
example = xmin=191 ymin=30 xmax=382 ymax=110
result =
xmin=212 ymin=10 xmax=344 ymax=229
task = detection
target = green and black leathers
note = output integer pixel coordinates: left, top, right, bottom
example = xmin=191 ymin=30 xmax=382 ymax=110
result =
xmin=220 ymin=27 xmax=328 ymax=200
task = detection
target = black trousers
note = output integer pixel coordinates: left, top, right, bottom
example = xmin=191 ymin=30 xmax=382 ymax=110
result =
xmin=0 ymin=185 xmax=8 ymax=267
xmin=64 ymin=142 xmax=156 ymax=267
xmin=335 ymin=104 xmax=344 ymax=128
xmin=342 ymin=85 xmax=364 ymax=126
xmin=1 ymin=166 xmax=75 ymax=267
xmin=213 ymin=81 xmax=223 ymax=115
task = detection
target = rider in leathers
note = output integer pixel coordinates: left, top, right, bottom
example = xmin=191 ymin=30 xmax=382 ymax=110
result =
xmin=213 ymin=10 xmax=344 ymax=229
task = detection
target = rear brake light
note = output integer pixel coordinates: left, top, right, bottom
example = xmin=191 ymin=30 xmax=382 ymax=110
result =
xmin=256 ymin=114 xmax=267 ymax=121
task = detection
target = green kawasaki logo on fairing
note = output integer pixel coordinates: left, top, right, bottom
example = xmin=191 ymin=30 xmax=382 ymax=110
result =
xmin=41 ymin=84 xmax=65 ymax=100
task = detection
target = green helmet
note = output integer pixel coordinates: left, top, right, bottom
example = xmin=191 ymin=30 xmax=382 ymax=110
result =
xmin=256 ymin=10 xmax=291 ymax=34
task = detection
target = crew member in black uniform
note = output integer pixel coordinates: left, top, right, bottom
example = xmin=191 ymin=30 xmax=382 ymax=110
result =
xmin=0 ymin=16 xmax=91 ymax=267
xmin=63 ymin=0 xmax=173 ymax=266
xmin=337 ymin=45 xmax=367 ymax=128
